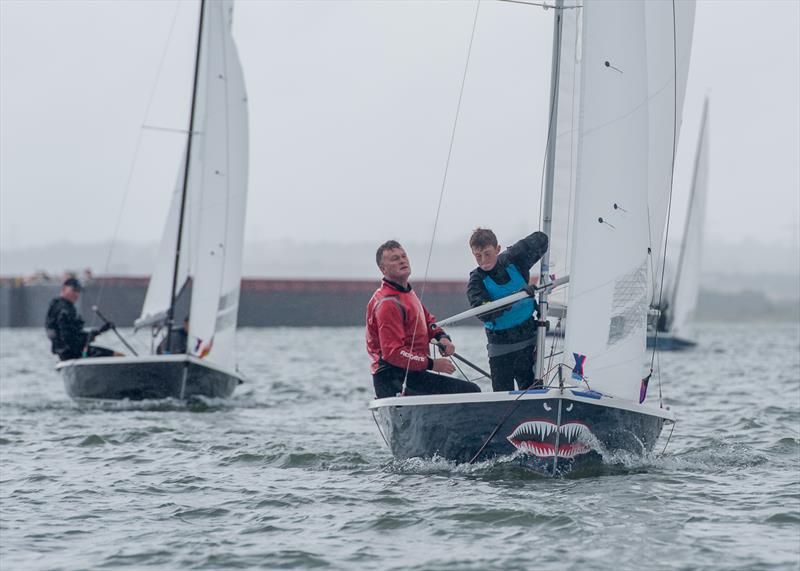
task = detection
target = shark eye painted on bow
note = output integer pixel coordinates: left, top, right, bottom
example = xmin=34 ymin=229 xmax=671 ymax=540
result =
xmin=566 ymin=403 xmax=574 ymax=412
xmin=543 ymin=402 xmax=552 ymax=411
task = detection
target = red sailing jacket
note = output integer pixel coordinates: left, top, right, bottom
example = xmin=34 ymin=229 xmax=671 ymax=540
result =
xmin=366 ymin=279 xmax=447 ymax=374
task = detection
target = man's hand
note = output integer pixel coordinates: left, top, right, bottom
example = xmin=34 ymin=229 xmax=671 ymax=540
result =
xmin=431 ymin=358 xmax=455 ymax=374
xmin=437 ymin=337 xmax=456 ymax=357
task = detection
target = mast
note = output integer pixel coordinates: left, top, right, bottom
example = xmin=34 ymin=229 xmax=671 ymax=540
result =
xmin=166 ymin=0 xmax=206 ymax=350
xmin=535 ymin=0 xmax=565 ymax=383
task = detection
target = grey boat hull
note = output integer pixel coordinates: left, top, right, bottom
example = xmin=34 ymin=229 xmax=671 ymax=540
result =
xmin=369 ymin=388 xmax=673 ymax=476
xmin=57 ymin=355 xmax=240 ymax=401
xmin=646 ymin=334 xmax=697 ymax=350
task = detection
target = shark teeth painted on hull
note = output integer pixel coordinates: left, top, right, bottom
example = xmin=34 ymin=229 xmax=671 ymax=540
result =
xmin=506 ymin=419 xmax=593 ymax=459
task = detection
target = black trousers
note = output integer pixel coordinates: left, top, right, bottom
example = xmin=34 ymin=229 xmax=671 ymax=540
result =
xmin=488 ymin=345 xmax=541 ymax=392
xmin=57 ymin=345 xmax=114 ymax=361
xmin=373 ymin=366 xmax=481 ymax=399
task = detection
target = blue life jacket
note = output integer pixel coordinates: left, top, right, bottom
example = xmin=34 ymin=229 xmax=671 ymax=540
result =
xmin=482 ymin=264 xmax=536 ymax=331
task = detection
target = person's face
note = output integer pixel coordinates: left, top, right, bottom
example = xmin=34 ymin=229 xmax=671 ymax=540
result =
xmin=379 ymin=248 xmax=411 ymax=283
xmin=61 ymin=286 xmax=80 ymax=304
xmin=472 ymin=244 xmax=501 ymax=271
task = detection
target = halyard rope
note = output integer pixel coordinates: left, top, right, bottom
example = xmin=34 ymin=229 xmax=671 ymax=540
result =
xmin=89 ymin=0 xmax=183 ymax=339
xmin=402 ymin=0 xmax=482 ymax=394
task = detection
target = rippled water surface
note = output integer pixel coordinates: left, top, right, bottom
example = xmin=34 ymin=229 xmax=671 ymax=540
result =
xmin=1 ymin=324 xmax=799 ymax=570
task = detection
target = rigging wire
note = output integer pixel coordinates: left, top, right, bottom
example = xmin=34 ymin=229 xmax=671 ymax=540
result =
xmin=402 ymin=0 xmax=482 ymax=394
xmin=649 ymin=0 xmax=680 ymax=408
xmin=660 ymin=420 xmax=676 ymax=455
xmin=371 ymin=410 xmax=390 ymax=448
xmin=89 ymin=0 xmax=183 ymax=335
xmin=468 ymin=391 xmax=528 ymax=464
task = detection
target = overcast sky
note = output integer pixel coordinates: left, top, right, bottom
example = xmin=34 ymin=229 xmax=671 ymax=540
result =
xmin=1 ymin=0 xmax=798 ymax=264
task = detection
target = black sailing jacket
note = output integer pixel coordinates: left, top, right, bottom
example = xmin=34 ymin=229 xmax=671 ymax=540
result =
xmin=45 ymin=298 xmax=89 ymax=360
xmin=467 ymin=231 xmax=549 ymax=347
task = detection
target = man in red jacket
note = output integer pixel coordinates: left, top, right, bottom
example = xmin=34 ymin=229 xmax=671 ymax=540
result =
xmin=366 ymin=240 xmax=481 ymax=399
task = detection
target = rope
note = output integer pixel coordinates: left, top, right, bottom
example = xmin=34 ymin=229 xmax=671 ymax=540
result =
xmin=89 ymin=0 xmax=183 ymax=330
xmin=468 ymin=391 xmax=528 ymax=464
xmin=402 ymin=0 xmax=482 ymax=394
xmin=660 ymin=419 xmax=676 ymax=455
xmin=649 ymin=0 xmax=679 ymax=386
xmin=371 ymin=409 xmax=390 ymax=448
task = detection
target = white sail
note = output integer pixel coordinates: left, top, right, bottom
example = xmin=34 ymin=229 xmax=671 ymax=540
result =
xmin=560 ymin=1 xmax=694 ymax=402
xmin=562 ymin=1 xmax=650 ymax=401
xmin=669 ymin=99 xmax=709 ymax=337
xmin=644 ymin=1 xmax=696 ymax=287
xmin=136 ymin=150 xmax=191 ymax=329
xmin=547 ymin=0 xmax=582 ymax=314
xmin=187 ymin=0 xmax=249 ymax=370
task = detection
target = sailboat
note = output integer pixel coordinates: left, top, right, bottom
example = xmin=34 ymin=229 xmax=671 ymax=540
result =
xmin=369 ymin=0 xmax=696 ymax=475
xmin=57 ymin=0 xmax=249 ymax=402
xmin=648 ymin=98 xmax=710 ymax=351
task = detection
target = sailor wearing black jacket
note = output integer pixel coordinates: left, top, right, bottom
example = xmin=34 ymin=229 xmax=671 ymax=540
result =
xmin=467 ymin=229 xmax=549 ymax=392
xmin=45 ymin=278 xmax=115 ymax=361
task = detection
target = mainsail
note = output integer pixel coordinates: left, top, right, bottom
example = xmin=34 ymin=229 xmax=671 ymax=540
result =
xmin=187 ymin=0 xmax=249 ymax=369
xmin=136 ymin=0 xmax=249 ymax=371
xmin=558 ymin=1 xmax=696 ymax=402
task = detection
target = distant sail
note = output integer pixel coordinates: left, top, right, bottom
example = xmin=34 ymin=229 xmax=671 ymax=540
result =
xmin=187 ymin=0 xmax=249 ymax=370
xmin=136 ymin=0 xmax=248 ymax=372
xmin=670 ymin=99 xmax=710 ymax=337
xmin=136 ymin=149 xmax=191 ymax=329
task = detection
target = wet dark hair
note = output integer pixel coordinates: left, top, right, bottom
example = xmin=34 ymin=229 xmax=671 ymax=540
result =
xmin=63 ymin=277 xmax=82 ymax=291
xmin=469 ymin=228 xmax=498 ymax=249
xmin=376 ymin=240 xmax=403 ymax=267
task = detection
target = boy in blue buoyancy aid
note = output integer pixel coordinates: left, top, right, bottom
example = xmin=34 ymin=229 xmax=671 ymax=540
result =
xmin=467 ymin=228 xmax=549 ymax=392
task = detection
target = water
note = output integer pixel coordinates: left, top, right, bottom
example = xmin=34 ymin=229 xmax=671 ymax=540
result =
xmin=1 ymin=323 xmax=798 ymax=570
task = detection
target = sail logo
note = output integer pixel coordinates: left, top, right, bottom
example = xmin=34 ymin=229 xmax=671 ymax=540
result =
xmin=193 ymin=337 xmax=213 ymax=359
xmin=572 ymin=353 xmax=586 ymax=380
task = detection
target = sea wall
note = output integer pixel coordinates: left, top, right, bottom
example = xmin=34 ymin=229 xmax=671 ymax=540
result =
xmin=1 ymin=277 xmax=797 ymax=328
xmin=0 ymin=278 xmax=474 ymax=328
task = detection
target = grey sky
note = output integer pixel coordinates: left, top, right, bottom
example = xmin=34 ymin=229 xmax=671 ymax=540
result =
xmin=1 ymin=0 xmax=798 ymax=261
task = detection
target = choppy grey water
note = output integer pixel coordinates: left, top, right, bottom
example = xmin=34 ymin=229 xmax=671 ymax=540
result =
xmin=1 ymin=323 xmax=798 ymax=570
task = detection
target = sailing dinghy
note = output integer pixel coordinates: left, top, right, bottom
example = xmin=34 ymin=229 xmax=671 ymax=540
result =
xmin=58 ymin=0 xmax=249 ymax=402
xmin=648 ymin=99 xmax=711 ymax=351
xmin=370 ymin=0 xmax=696 ymax=475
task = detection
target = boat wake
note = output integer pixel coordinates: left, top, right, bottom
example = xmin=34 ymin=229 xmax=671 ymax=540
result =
xmin=70 ymin=395 xmax=240 ymax=412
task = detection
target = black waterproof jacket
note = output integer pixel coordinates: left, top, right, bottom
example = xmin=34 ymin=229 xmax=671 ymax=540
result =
xmin=467 ymin=231 xmax=549 ymax=347
xmin=45 ymin=298 xmax=89 ymax=360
